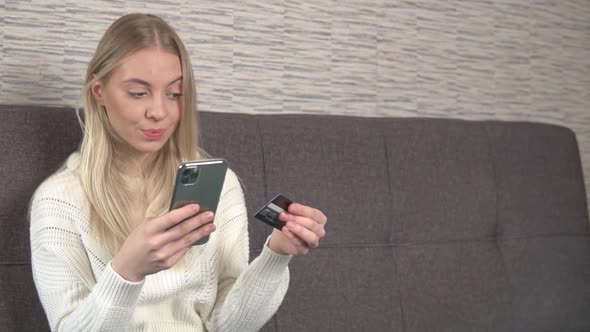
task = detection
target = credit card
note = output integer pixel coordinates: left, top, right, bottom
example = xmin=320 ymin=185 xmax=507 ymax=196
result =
xmin=254 ymin=193 xmax=293 ymax=230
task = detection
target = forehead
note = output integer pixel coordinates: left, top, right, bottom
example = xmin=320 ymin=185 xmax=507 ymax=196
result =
xmin=113 ymin=47 xmax=182 ymax=83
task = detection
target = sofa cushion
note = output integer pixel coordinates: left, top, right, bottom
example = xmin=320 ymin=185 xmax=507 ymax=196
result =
xmin=1 ymin=105 xmax=589 ymax=331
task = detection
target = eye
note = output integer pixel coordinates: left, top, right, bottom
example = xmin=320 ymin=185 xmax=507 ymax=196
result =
xmin=128 ymin=91 xmax=148 ymax=98
xmin=167 ymin=92 xmax=183 ymax=100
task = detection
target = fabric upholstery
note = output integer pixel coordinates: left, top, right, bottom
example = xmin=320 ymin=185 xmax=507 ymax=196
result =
xmin=1 ymin=105 xmax=589 ymax=331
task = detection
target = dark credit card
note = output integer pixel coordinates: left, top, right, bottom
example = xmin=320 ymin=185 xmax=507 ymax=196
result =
xmin=254 ymin=193 xmax=293 ymax=230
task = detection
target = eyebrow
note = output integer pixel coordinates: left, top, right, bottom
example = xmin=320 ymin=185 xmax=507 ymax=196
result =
xmin=122 ymin=76 xmax=183 ymax=87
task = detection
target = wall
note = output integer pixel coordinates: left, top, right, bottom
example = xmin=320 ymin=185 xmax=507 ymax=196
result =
xmin=1 ymin=0 xmax=590 ymax=207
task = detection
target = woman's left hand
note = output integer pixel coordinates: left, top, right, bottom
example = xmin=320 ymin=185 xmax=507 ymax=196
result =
xmin=268 ymin=203 xmax=327 ymax=256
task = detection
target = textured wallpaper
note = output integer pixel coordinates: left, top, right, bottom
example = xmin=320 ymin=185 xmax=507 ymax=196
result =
xmin=1 ymin=0 xmax=590 ymax=206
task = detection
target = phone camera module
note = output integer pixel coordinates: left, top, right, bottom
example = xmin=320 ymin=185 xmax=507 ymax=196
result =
xmin=181 ymin=167 xmax=200 ymax=185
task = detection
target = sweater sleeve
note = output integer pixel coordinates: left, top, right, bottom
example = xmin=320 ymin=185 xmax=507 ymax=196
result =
xmin=204 ymin=170 xmax=292 ymax=332
xmin=30 ymin=187 xmax=144 ymax=331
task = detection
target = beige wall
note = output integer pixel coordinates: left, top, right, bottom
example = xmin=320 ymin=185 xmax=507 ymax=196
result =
xmin=1 ymin=0 xmax=590 ymax=206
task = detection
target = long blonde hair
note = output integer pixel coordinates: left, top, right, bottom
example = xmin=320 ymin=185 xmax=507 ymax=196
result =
xmin=77 ymin=13 xmax=206 ymax=255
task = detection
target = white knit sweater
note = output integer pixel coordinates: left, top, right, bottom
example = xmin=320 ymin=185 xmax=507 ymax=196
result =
xmin=29 ymin=153 xmax=291 ymax=331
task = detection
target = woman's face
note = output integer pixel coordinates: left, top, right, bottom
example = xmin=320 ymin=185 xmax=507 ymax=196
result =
xmin=92 ymin=47 xmax=183 ymax=162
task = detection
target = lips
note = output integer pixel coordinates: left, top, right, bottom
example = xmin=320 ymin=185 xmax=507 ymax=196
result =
xmin=142 ymin=129 xmax=165 ymax=139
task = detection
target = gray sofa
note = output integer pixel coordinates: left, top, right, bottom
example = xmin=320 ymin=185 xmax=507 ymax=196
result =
xmin=1 ymin=104 xmax=589 ymax=331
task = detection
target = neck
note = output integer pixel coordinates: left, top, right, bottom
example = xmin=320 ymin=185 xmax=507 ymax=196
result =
xmin=112 ymin=145 xmax=154 ymax=178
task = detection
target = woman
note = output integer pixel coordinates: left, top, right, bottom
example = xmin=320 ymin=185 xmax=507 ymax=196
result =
xmin=30 ymin=13 xmax=327 ymax=331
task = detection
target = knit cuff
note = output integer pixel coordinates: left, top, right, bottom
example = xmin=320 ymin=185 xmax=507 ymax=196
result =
xmin=256 ymin=235 xmax=292 ymax=277
xmin=92 ymin=261 xmax=144 ymax=309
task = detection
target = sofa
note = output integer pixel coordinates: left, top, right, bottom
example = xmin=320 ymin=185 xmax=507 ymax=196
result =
xmin=1 ymin=104 xmax=589 ymax=331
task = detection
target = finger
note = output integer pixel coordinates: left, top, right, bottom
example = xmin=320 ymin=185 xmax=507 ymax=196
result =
xmin=164 ymin=222 xmax=216 ymax=254
xmin=287 ymin=203 xmax=327 ymax=225
xmin=161 ymin=211 xmax=215 ymax=243
xmin=282 ymin=227 xmax=309 ymax=249
xmin=280 ymin=213 xmax=325 ymax=238
xmin=161 ymin=246 xmax=190 ymax=270
xmin=152 ymin=204 xmax=201 ymax=232
xmin=285 ymin=221 xmax=321 ymax=248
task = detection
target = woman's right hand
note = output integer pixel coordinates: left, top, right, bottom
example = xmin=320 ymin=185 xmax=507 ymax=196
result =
xmin=111 ymin=204 xmax=215 ymax=282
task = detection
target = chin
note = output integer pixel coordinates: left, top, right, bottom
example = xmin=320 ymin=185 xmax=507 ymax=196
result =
xmin=135 ymin=142 xmax=168 ymax=155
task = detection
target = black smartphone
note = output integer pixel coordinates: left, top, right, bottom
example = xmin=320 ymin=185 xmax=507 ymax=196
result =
xmin=169 ymin=159 xmax=228 ymax=245
xmin=254 ymin=193 xmax=293 ymax=230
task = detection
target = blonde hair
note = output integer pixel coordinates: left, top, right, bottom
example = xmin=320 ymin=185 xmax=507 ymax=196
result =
xmin=76 ymin=13 xmax=206 ymax=255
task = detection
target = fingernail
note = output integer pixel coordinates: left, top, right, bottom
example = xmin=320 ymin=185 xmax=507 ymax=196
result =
xmin=192 ymin=204 xmax=199 ymax=211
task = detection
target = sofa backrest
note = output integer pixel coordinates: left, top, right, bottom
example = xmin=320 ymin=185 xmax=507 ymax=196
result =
xmin=1 ymin=105 xmax=590 ymax=331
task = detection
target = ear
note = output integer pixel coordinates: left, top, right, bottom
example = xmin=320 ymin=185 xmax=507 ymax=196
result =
xmin=91 ymin=78 xmax=104 ymax=105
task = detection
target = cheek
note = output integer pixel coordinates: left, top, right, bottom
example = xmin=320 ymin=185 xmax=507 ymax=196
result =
xmin=105 ymin=93 xmax=145 ymax=125
xmin=171 ymin=103 xmax=182 ymax=126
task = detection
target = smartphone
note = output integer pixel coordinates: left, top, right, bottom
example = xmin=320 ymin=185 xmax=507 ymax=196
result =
xmin=169 ymin=159 xmax=228 ymax=245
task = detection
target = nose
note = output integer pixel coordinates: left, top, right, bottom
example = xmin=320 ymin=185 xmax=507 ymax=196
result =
xmin=146 ymin=94 xmax=167 ymax=120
